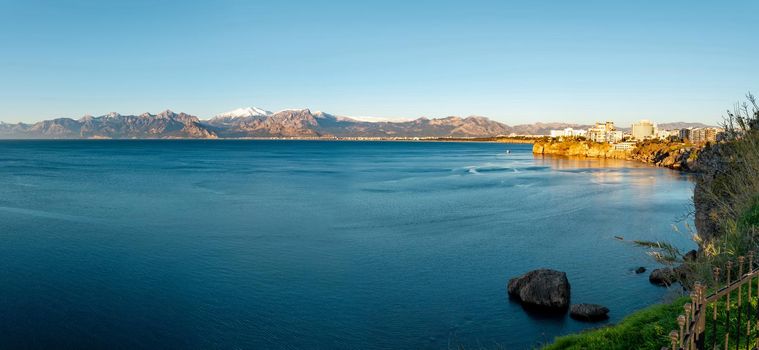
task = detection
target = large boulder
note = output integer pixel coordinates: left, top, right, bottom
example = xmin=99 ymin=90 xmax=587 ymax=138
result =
xmin=649 ymin=268 xmax=675 ymax=286
xmin=570 ymin=304 xmax=610 ymax=322
xmin=508 ymin=269 xmax=570 ymax=312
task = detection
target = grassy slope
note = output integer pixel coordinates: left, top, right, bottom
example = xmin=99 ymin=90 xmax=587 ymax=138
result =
xmin=542 ymin=297 xmax=687 ymax=350
xmin=738 ymin=196 xmax=759 ymax=231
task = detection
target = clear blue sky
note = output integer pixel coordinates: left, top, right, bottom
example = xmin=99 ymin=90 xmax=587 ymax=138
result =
xmin=1 ymin=0 xmax=756 ymax=125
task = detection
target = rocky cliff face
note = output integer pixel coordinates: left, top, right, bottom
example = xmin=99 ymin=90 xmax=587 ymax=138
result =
xmin=691 ymin=142 xmax=743 ymax=240
xmin=627 ymin=141 xmax=699 ymax=171
xmin=532 ymin=140 xmax=699 ymax=171
xmin=532 ymin=140 xmax=620 ymax=158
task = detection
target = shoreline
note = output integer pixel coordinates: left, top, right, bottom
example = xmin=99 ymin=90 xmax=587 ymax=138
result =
xmin=532 ymin=139 xmax=703 ymax=172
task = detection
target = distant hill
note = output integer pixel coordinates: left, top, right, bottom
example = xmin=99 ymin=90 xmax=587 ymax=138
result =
xmin=509 ymin=122 xmax=594 ymax=136
xmin=0 ymin=107 xmax=715 ymax=139
xmin=204 ymin=108 xmax=515 ymax=138
xmin=658 ymin=122 xmax=718 ymax=130
xmin=1 ymin=108 xmax=518 ymax=139
xmin=0 ymin=110 xmax=215 ymax=139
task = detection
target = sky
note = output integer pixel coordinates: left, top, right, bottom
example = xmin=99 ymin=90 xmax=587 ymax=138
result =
xmin=0 ymin=0 xmax=757 ymax=125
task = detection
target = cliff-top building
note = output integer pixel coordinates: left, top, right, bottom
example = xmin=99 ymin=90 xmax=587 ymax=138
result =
xmin=587 ymin=121 xmax=622 ymax=143
xmin=550 ymin=128 xmax=587 ymax=138
xmin=631 ymin=119 xmax=657 ymax=141
xmin=686 ymin=127 xmax=724 ymax=144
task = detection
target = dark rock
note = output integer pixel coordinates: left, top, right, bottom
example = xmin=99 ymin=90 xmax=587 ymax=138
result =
xmin=673 ymin=264 xmax=695 ymax=288
xmin=649 ymin=268 xmax=675 ymax=286
xmin=570 ymin=303 xmax=610 ymax=322
xmin=635 ymin=267 xmax=646 ymax=274
xmin=508 ymin=269 xmax=570 ymax=312
xmin=684 ymin=250 xmax=698 ymax=262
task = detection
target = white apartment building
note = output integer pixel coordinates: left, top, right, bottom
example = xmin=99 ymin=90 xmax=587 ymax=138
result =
xmin=587 ymin=121 xmax=620 ymax=143
xmin=549 ymin=128 xmax=587 ymax=138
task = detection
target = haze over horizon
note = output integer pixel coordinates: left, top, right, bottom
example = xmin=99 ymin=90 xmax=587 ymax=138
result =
xmin=1 ymin=0 xmax=757 ymax=125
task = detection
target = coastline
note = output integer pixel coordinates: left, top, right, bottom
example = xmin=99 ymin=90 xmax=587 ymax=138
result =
xmin=532 ymin=139 xmax=702 ymax=172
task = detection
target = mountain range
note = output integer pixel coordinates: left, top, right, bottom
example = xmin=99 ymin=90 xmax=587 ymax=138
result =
xmin=0 ymin=107 xmax=711 ymax=139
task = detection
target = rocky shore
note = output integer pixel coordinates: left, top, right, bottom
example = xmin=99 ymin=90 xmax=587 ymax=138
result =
xmin=532 ymin=139 xmax=701 ymax=171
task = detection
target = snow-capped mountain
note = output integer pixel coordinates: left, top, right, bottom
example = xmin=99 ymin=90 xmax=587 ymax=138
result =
xmin=212 ymin=107 xmax=272 ymax=119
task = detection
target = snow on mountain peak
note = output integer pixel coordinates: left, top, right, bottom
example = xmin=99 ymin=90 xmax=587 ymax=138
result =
xmin=215 ymin=107 xmax=273 ymax=119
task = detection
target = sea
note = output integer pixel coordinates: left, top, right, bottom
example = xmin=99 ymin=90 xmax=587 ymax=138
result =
xmin=0 ymin=140 xmax=695 ymax=349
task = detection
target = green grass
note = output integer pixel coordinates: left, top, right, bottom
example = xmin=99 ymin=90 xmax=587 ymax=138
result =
xmin=542 ymin=297 xmax=688 ymax=350
xmin=738 ymin=197 xmax=759 ymax=232
xmin=543 ymin=270 xmax=759 ymax=350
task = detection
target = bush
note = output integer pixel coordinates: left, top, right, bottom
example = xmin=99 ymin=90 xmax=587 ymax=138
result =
xmin=737 ymin=196 xmax=759 ymax=232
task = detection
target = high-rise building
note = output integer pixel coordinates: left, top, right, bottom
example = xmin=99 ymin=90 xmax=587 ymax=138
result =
xmin=631 ymin=119 xmax=657 ymax=140
xmin=679 ymin=128 xmax=691 ymax=142
xmin=682 ymin=128 xmax=724 ymax=143
xmin=689 ymin=128 xmax=724 ymax=144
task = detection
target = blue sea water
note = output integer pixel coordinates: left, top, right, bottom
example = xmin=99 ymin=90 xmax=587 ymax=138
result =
xmin=0 ymin=140 xmax=694 ymax=349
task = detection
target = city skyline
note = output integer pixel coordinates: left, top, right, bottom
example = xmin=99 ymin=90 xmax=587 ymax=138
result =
xmin=1 ymin=0 xmax=757 ymax=125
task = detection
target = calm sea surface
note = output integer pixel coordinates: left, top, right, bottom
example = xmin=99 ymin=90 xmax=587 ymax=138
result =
xmin=0 ymin=140 xmax=694 ymax=349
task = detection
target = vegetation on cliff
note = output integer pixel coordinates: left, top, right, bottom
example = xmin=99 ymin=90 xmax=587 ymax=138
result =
xmin=685 ymin=93 xmax=759 ymax=269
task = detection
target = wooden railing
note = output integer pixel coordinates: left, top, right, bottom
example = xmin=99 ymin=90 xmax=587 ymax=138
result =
xmin=666 ymin=252 xmax=759 ymax=350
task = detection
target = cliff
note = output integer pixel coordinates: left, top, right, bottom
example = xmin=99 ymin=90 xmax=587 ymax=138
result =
xmin=532 ymin=139 xmax=700 ymax=171
xmin=691 ymin=138 xmax=759 ymax=241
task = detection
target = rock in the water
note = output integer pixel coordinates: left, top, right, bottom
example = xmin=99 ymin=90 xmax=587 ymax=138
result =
xmin=649 ymin=268 xmax=675 ymax=286
xmin=570 ymin=303 xmax=610 ymax=322
xmin=635 ymin=267 xmax=646 ymax=274
xmin=508 ymin=269 xmax=570 ymax=312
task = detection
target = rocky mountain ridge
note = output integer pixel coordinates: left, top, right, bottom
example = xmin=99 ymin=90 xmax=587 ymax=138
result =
xmin=0 ymin=108 xmax=567 ymax=139
xmin=0 ymin=107 xmax=710 ymax=139
xmin=0 ymin=110 xmax=215 ymax=139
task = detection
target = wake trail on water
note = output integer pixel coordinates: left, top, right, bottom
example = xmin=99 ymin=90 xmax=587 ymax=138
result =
xmin=0 ymin=206 xmax=100 ymax=223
